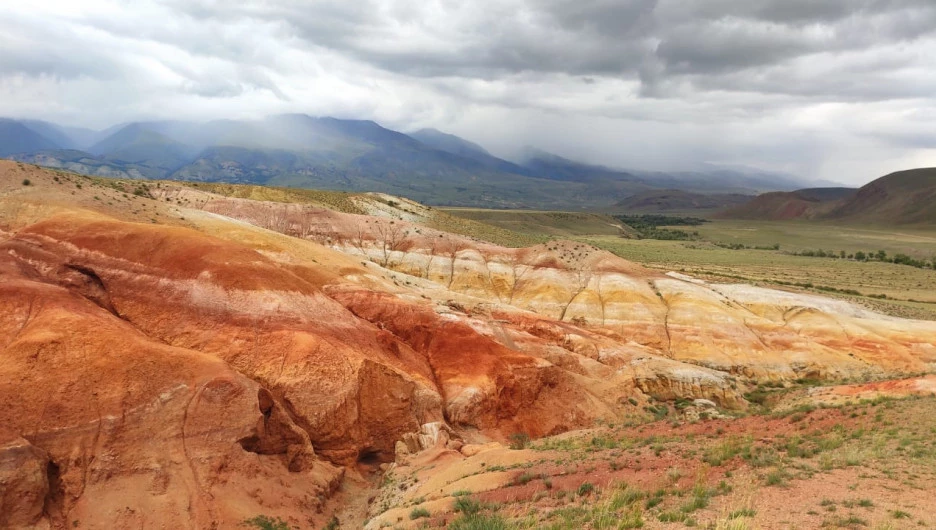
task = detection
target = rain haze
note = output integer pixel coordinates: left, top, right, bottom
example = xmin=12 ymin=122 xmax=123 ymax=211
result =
xmin=2 ymin=0 xmax=935 ymax=185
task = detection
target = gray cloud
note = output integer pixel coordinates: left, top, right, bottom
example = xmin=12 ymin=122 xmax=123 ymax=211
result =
xmin=0 ymin=0 xmax=934 ymax=185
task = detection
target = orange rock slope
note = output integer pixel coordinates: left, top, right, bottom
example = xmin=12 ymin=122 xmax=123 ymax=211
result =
xmin=0 ymin=162 xmax=934 ymax=528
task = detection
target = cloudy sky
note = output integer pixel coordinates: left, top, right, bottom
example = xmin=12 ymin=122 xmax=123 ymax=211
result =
xmin=2 ymin=0 xmax=935 ymax=184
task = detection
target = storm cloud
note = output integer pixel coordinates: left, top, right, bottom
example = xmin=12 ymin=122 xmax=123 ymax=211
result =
xmin=1 ymin=0 xmax=935 ymax=184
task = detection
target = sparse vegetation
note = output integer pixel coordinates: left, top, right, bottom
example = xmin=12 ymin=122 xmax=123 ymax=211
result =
xmin=241 ymin=515 xmax=291 ymax=530
xmin=508 ymin=432 xmax=530 ymax=450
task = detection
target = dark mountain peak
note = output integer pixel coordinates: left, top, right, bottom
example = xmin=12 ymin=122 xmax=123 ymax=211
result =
xmin=88 ymin=123 xmax=180 ymax=155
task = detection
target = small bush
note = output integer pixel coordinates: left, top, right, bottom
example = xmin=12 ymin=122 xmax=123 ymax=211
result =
xmin=22 ymin=179 xmax=31 ymax=186
xmin=658 ymin=511 xmax=687 ymax=523
xmin=765 ymin=468 xmax=789 ymax=487
xmin=453 ymin=496 xmax=482 ymax=517
xmin=449 ymin=513 xmax=510 ymax=530
xmin=729 ymin=508 xmax=756 ymax=519
xmin=242 ymin=515 xmax=291 ymax=530
xmin=410 ymin=507 xmax=430 ymax=520
xmin=508 ymin=432 xmax=530 ymax=450
xmin=578 ymin=482 xmax=595 ymax=496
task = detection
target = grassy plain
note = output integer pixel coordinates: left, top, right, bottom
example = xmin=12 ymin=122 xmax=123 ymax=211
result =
xmin=689 ymin=219 xmax=936 ymax=260
xmin=440 ymin=208 xmax=632 ymax=238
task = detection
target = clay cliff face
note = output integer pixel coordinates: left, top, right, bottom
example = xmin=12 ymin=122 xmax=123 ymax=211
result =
xmin=1 ymin=162 xmax=934 ymax=528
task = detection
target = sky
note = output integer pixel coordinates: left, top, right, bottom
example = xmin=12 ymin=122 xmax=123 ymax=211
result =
xmin=1 ymin=0 xmax=935 ymax=185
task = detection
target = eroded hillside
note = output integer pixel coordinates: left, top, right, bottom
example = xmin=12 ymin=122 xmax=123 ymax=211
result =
xmin=1 ymin=161 xmax=934 ymax=529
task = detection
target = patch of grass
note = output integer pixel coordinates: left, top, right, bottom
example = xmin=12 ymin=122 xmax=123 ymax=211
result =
xmin=449 ymin=513 xmax=512 ymax=530
xmin=703 ymin=436 xmax=752 ymax=466
xmin=577 ymin=482 xmax=595 ymax=496
xmin=764 ymin=468 xmax=790 ymax=487
xmin=511 ymin=471 xmax=539 ymax=486
xmin=241 ymin=515 xmax=291 ymax=530
xmin=729 ymin=508 xmax=757 ymax=519
xmin=409 ymin=507 xmax=430 ymax=520
xmin=453 ymin=496 xmax=483 ymax=517
xmin=823 ymin=515 xmax=868 ymax=528
xmin=508 ymin=432 xmax=531 ymax=450
xmin=658 ymin=511 xmax=687 ymax=523
xmin=679 ymin=483 xmax=711 ymax=513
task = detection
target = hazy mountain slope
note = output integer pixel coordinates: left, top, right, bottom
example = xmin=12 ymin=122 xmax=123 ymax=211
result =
xmin=0 ymin=120 xmax=60 ymax=156
xmin=630 ymin=168 xmax=811 ymax=194
xmin=87 ymin=124 xmax=199 ymax=178
xmin=610 ymin=189 xmax=753 ymax=213
xmin=822 ymin=168 xmax=936 ymax=225
xmin=410 ymin=128 xmax=492 ymax=158
xmin=410 ymin=128 xmax=534 ymax=175
xmin=17 ymin=120 xmax=79 ymax=149
xmin=520 ymin=147 xmax=641 ymax=183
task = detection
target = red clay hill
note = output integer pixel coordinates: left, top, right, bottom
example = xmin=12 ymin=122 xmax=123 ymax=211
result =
xmin=1 ymin=161 xmax=934 ymax=528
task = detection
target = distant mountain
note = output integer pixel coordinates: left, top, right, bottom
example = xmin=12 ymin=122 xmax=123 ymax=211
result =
xmin=2 ymin=114 xmax=819 ymax=209
xmin=0 ymin=119 xmax=61 ymax=156
xmin=518 ymin=147 xmax=641 ymax=183
xmin=410 ymin=128 xmax=490 ymax=158
xmin=410 ymin=128 xmax=536 ymax=176
xmin=611 ymin=189 xmax=753 ymax=213
xmin=17 ymin=120 xmax=77 ymax=149
xmin=719 ymin=171 xmax=936 ymax=226
xmin=823 ymin=168 xmax=936 ymax=225
xmin=17 ymin=119 xmax=110 ymax=150
xmin=628 ymin=169 xmax=810 ymax=195
xmin=716 ymin=187 xmax=855 ymax=221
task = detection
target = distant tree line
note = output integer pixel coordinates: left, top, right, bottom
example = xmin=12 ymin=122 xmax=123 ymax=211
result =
xmin=614 ymin=215 xmax=708 ymax=241
xmin=791 ymin=248 xmax=935 ymax=269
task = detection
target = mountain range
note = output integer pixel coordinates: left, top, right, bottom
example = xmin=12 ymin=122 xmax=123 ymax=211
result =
xmin=1 ymin=115 xmax=814 ymax=209
xmin=718 ymin=168 xmax=936 ymax=225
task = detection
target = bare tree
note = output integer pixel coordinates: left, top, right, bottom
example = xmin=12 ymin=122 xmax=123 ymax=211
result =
xmin=559 ymin=267 xmax=592 ymax=322
xmin=443 ymin=238 xmax=469 ymax=290
xmin=375 ymin=221 xmax=409 ymax=268
xmin=351 ymin=223 xmax=370 ymax=257
xmin=479 ymin=252 xmax=503 ymax=302
xmin=594 ymin=272 xmax=607 ymax=326
xmin=506 ymin=254 xmax=533 ymax=305
xmin=294 ymin=208 xmax=316 ymax=239
xmin=264 ymin=206 xmax=290 ymax=233
xmin=423 ymin=236 xmax=442 ymax=280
